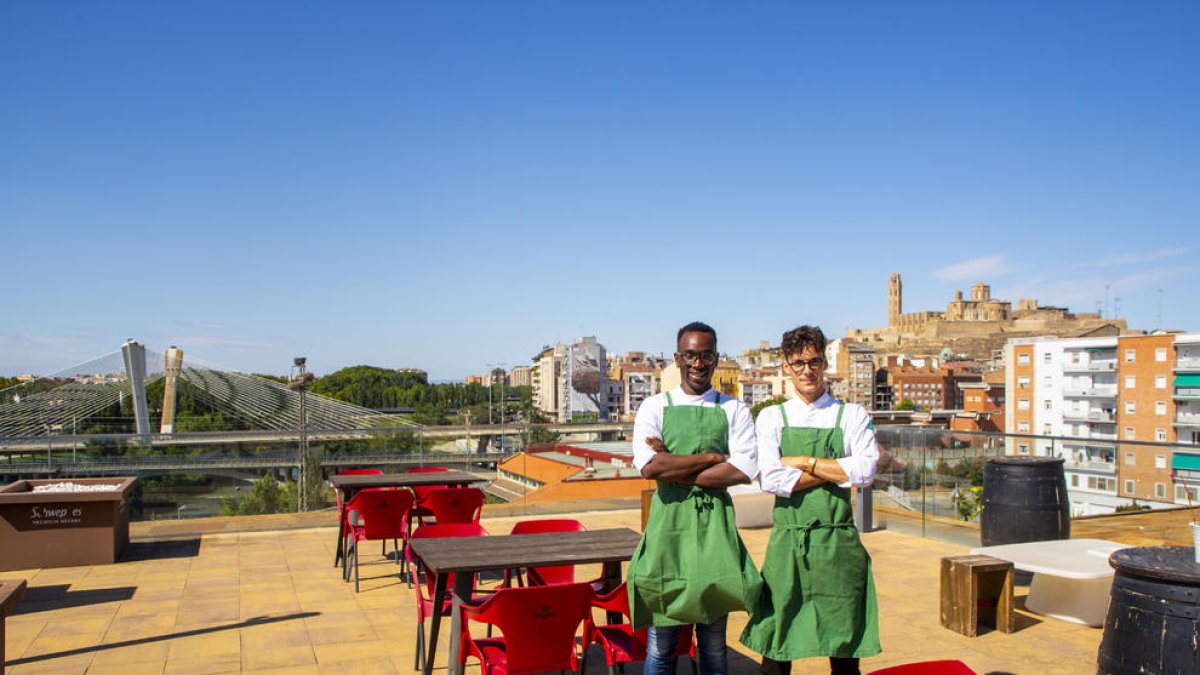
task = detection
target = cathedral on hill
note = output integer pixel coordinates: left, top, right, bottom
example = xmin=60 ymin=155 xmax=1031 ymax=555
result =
xmin=845 ymin=273 xmax=1129 ymax=359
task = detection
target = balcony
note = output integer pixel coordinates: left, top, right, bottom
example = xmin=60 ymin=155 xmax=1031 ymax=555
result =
xmin=1062 ymin=410 xmax=1115 ymax=423
xmin=1175 ymin=357 xmax=1200 ymax=372
xmin=1174 ymin=412 xmax=1200 ymax=428
xmin=1062 ymin=459 xmax=1117 ymax=473
xmin=1064 ymin=386 xmax=1118 ymax=398
xmin=1089 ymin=361 xmax=1117 ymax=372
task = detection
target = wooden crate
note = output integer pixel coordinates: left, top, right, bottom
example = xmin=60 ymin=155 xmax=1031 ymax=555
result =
xmin=940 ymin=554 xmax=1014 ymax=637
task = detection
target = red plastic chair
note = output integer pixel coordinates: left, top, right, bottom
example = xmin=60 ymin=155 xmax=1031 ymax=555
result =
xmin=459 ymin=582 xmax=595 ymax=675
xmin=504 ymin=519 xmax=604 ymax=588
xmin=582 ymin=581 xmax=694 ymax=675
xmin=343 ymin=488 xmax=413 ymax=592
xmin=332 ymin=468 xmax=383 ymax=568
xmin=408 ymin=523 xmax=490 ymax=673
xmin=422 ymin=487 xmax=485 ymax=526
xmin=408 ymin=466 xmax=451 ymax=525
xmin=867 ymin=661 xmax=977 ymax=675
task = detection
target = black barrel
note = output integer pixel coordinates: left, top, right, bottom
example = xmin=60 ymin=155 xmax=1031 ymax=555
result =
xmin=1097 ymin=547 xmax=1200 ymax=675
xmin=980 ymin=456 xmax=1069 ymax=547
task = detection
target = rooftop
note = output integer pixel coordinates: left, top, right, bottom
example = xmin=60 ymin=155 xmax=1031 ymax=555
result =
xmin=6 ymin=504 xmax=1187 ymax=674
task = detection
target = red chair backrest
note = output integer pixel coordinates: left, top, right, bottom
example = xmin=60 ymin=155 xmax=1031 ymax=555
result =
xmin=346 ymin=489 xmax=413 ymax=540
xmin=408 ymin=467 xmax=451 ymax=502
xmin=867 ymin=661 xmax=977 ymax=675
xmin=465 ymin=582 xmax=595 ymax=675
xmin=511 ymin=519 xmax=586 ymax=586
xmin=424 ymin=487 xmax=484 ymax=524
xmin=409 ymin=523 xmax=489 ymax=620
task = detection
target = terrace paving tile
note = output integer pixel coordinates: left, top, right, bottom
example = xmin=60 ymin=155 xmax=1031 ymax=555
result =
xmin=9 ymin=504 xmax=1185 ymax=673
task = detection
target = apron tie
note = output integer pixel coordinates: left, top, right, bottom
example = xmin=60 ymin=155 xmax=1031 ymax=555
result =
xmin=781 ymin=519 xmax=857 ymax=569
xmin=689 ymin=486 xmax=717 ymax=512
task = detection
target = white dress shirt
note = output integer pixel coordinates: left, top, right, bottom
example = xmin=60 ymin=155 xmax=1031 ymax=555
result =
xmin=631 ymin=386 xmax=759 ymax=482
xmin=756 ymin=390 xmax=878 ymax=497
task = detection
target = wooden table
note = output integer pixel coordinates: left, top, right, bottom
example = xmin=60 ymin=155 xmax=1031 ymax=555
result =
xmin=0 ymin=579 xmax=27 ymax=675
xmin=971 ymin=538 xmax=1130 ymax=626
xmin=329 ymin=471 xmax=482 ymax=567
xmin=408 ymin=527 xmax=642 ymax=675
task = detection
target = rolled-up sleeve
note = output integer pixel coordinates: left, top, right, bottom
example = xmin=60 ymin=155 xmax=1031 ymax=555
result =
xmin=835 ymin=406 xmax=879 ymax=488
xmin=631 ymin=396 xmax=663 ymax=472
xmin=756 ymin=405 xmax=803 ymax=497
xmin=724 ymin=401 xmax=759 ymax=481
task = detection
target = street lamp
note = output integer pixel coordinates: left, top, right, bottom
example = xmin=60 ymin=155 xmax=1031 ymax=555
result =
xmin=487 ymin=362 xmax=508 ymax=453
xmin=289 ymin=357 xmax=315 ymax=512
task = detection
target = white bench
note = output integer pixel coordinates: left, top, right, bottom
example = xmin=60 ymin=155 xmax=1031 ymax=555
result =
xmin=970 ymin=538 xmax=1130 ymax=627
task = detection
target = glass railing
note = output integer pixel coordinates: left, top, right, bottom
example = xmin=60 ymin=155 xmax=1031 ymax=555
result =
xmin=4 ymin=423 xmax=1198 ymax=548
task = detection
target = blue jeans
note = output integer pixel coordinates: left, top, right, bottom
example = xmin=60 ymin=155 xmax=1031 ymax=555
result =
xmin=645 ymin=615 xmax=728 ymax=675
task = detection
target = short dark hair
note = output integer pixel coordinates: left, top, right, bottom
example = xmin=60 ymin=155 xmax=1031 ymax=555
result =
xmin=781 ymin=325 xmax=826 ymax=357
xmin=677 ymin=321 xmax=717 ymax=347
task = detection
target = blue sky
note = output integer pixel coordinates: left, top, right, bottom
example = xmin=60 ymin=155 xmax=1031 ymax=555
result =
xmin=2 ymin=2 xmax=1197 ymax=380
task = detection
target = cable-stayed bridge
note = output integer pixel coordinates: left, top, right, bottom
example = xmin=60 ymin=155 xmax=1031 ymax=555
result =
xmin=0 ymin=345 xmax=413 ymax=437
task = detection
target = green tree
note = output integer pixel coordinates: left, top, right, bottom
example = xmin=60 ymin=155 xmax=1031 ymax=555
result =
xmin=219 ymin=474 xmax=296 ymax=516
xmin=750 ymin=396 xmax=788 ymax=420
xmin=894 ymin=399 xmax=917 ymax=411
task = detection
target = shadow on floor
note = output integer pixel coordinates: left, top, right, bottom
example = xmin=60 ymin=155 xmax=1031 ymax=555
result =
xmin=5 ymin=611 xmax=321 ymax=666
xmin=12 ymin=584 xmax=137 ymax=615
xmin=121 ymin=537 xmax=201 ymax=561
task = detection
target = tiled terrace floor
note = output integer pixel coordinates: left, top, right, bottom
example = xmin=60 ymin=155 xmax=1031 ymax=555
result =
xmin=3 ymin=505 xmax=1146 ymax=675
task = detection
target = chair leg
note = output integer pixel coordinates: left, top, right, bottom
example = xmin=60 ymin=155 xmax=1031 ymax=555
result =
xmin=415 ymin=620 xmax=425 ymax=671
xmin=353 ymin=542 xmax=361 ymax=593
xmin=394 ymin=538 xmax=400 ymax=564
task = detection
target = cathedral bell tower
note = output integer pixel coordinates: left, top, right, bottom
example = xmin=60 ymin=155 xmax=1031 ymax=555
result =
xmin=888 ymin=273 xmax=902 ymax=327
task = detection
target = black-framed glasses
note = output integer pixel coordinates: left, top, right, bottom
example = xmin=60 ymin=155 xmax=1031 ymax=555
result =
xmin=676 ymin=350 xmax=718 ymax=366
xmin=786 ymin=357 xmax=826 ymax=372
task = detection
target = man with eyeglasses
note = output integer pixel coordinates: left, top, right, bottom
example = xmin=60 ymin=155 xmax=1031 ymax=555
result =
xmin=741 ymin=325 xmax=881 ymax=675
xmin=627 ymin=321 xmax=762 ymax=675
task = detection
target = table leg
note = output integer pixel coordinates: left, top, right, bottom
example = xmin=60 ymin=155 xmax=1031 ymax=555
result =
xmin=424 ymin=572 xmax=448 ymax=675
xmin=448 ymin=573 xmax=473 ymax=675
xmin=602 ymin=561 xmax=623 ymax=625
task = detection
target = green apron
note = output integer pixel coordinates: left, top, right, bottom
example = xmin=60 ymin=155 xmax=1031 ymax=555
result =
xmin=741 ymin=403 xmax=881 ymax=660
xmin=628 ymin=391 xmax=763 ymax=629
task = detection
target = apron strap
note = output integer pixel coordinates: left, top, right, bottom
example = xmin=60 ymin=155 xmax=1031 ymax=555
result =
xmin=834 ymin=403 xmax=845 ymax=428
xmin=665 ymin=391 xmax=674 ymax=407
xmin=779 ymin=402 xmax=790 ymax=427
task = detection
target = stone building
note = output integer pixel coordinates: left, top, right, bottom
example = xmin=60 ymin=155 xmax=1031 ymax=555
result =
xmin=847 ymin=272 xmax=1128 ymax=360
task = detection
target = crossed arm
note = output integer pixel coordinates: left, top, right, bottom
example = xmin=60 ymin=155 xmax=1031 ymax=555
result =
xmin=640 ymin=438 xmax=752 ymax=488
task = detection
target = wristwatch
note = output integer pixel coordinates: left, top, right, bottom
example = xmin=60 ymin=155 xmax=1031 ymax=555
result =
xmin=805 ymin=456 xmax=818 ymax=474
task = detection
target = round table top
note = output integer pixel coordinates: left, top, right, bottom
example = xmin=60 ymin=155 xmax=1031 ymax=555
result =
xmin=986 ymin=455 xmax=1064 ymax=466
xmin=1109 ymin=546 xmax=1200 ymax=585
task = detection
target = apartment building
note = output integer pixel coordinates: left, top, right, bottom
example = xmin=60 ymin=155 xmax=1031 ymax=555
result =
xmin=508 ymin=365 xmax=531 ymax=387
xmin=1005 ymin=333 xmax=1200 ymax=514
xmin=951 ymin=370 xmax=1006 ymax=432
xmin=531 ymin=344 xmax=565 ymax=417
xmin=617 ymin=364 xmax=658 ymax=420
xmin=885 ymin=365 xmax=980 ymax=411
xmin=827 ymin=339 xmax=878 ymax=409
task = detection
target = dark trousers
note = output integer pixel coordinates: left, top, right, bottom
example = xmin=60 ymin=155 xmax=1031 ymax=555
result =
xmin=761 ymin=656 xmax=861 ymax=675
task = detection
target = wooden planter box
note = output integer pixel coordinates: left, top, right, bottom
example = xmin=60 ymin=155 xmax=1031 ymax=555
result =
xmin=0 ymin=477 xmax=137 ymax=571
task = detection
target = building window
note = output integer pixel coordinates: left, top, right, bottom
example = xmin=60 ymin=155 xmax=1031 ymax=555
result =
xmin=1043 ymin=423 xmax=1052 ymax=435
xmin=1072 ymin=352 xmax=1081 ymax=364
xmin=1017 ymin=376 xmax=1030 ymax=389
xmin=1156 ymin=348 xmax=1167 ymax=362
xmin=1124 ymin=479 xmax=1135 ymax=494
xmin=1124 ymin=427 xmax=1136 ymax=440
xmin=1017 ymin=422 xmax=1030 ymax=433
xmin=1018 ymin=353 xmax=1030 ymax=366
xmin=1044 ymin=352 xmax=1052 ymax=364
xmin=1125 ymin=375 xmax=1136 ymax=389
xmin=1018 ymin=444 xmax=1030 ymax=455
xmin=1156 ymin=401 xmax=1167 ymax=415
xmin=1125 ymin=401 xmax=1136 ymax=415
xmin=1125 ymin=452 xmax=1136 ymax=465
xmin=1156 ymin=375 xmax=1167 ymax=389
xmin=1155 ymin=483 xmax=1167 ymax=499
xmin=1156 ymin=428 xmax=1167 ymax=442
xmin=1043 ymin=400 xmax=1052 ymax=411
xmin=1125 ymin=349 xmax=1136 ymax=363
xmin=1177 ymin=485 xmax=1200 ymax=503
xmin=1018 ymin=398 xmax=1030 ymax=411
xmin=1156 ymin=454 xmax=1167 ymax=469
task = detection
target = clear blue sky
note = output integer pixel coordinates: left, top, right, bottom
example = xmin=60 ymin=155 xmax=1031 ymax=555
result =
xmin=3 ymin=2 xmax=1197 ymax=380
